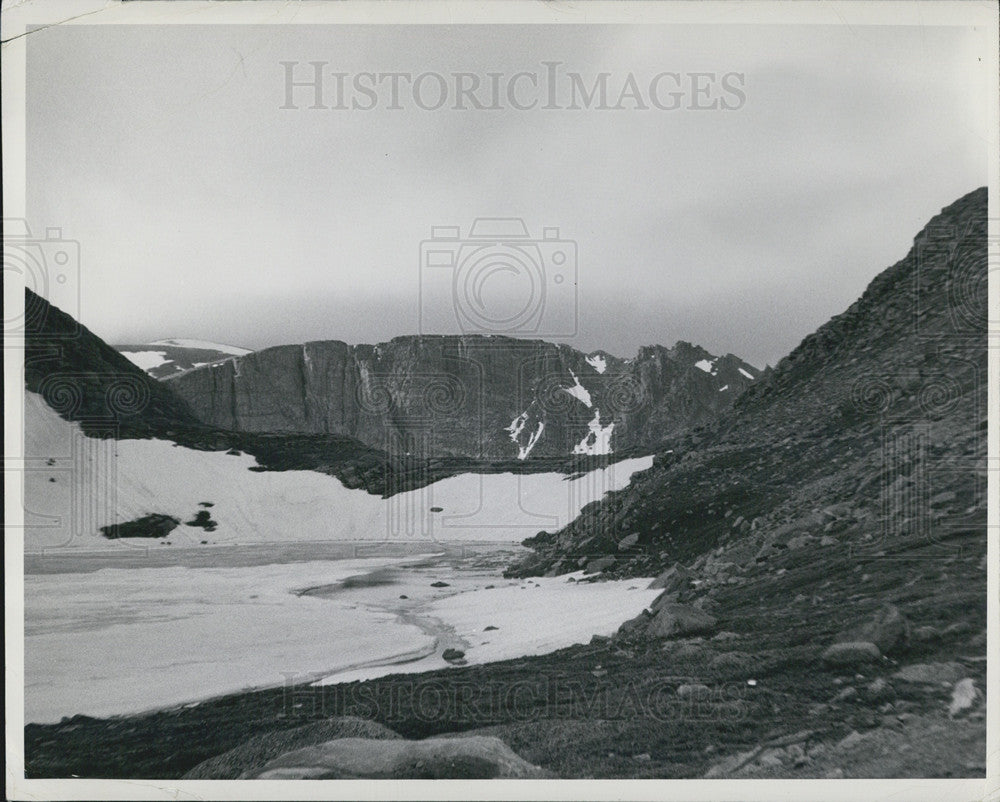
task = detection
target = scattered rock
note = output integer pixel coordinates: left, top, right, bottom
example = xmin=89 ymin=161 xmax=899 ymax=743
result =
xmin=821 ymin=641 xmax=881 ymax=667
xmin=832 ymin=686 xmax=858 ymax=703
xmin=99 ymin=514 xmax=180 ymax=540
xmin=484 ymin=625 xmax=498 ymax=632
xmin=892 ymin=662 xmax=965 ymax=686
xmin=835 ymin=604 xmax=908 ymax=654
xmin=709 ymin=651 xmax=752 ymax=672
xmin=948 ymin=678 xmax=978 ymax=717
xmin=442 ymin=649 xmax=465 ymax=663
xmin=430 ymin=581 xmax=450 ymax=588
xmin=704 ymin=748 xmax=759 ymax=778
xmin=911 ymin=625 xmax=940 ymax=643
xmin=837 ymin=730 xmax=865 ymax=750
xmin=863 ymin=677 xmax=895 ymax=703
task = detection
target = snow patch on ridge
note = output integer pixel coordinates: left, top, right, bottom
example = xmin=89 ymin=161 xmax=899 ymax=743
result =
xmin=150 ymin=339 xmax=251 ymax=356
xmin=120 ymin=351 xmax=169 ymax=371
xmin=572 ymin=409 xmax=614 ymax=456
xmin=739 ymin=367 xmax=755 ymax=380
xmin=585 ymin=354 xmax=607 ymax=374
xmin=694 ymin=359 xmax=715 ymax=374
xmin=505 ymin=411 xmax=529 ymax=443
xmin=518 ymin=421 xmax=545 ymax=460
xmin=562 ymin=369 xmax=592 ymax=408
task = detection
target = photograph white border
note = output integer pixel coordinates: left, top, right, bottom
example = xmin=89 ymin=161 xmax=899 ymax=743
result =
xmin=3 ymin=2 xmax=997 ymax=800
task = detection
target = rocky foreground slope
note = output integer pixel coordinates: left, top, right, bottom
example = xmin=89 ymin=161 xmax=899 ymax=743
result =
xmin=165 ymin=334 xmax=759 ymax=460
xmin=510 ymin=187 xmax=987 ymax=585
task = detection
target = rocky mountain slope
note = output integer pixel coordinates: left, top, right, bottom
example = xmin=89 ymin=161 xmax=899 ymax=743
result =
xmin=24 ymin=289 xmax=205 ymax=437
xmin=508 ymin=185 xmax=987 ymax=601
xmin=165 ymin=335 xmax=759 ymax=460
xmin=22 ymin=290 xmax=433 ymax=497
xmin=23 ymin=290 xmax=659 ymax=508
xmin=114 ymin=339 xmax=252 ymax=379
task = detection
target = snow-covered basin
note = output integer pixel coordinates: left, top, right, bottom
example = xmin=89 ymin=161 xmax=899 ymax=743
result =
xmin=23 ymin=391 xmax=653 ymax=550
xmin=24 ymin=550 xmax=660 ymax=724
xmin=22 ymin=392 xmax=660 ymax=723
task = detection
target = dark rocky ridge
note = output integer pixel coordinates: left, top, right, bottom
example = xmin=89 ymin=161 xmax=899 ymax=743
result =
xmin=165 ymin=335 xmax=759 ymax=460
xmin=508 ymin=187 xmax=987 ymax=583
xmin=23 ymin=288 xmax=205 ymax=436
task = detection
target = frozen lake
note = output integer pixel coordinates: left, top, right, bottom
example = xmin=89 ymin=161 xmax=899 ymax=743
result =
xmin=24 ymin=543 xmax=659 ymax=724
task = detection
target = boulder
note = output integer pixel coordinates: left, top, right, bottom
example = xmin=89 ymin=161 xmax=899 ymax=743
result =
xmin=250 ymin=736 xmax=547 ymax=779
xmin=836 ymin=604 xmax=908 ymax=654
xmin=182 ymin=717 xmax=402 ymax=779
xmin=647 ymin=603 xmax=717 ymax=639
xmin=615 ymin=610 xmax=652 ymax=640
xmin=584 ymin=556 xmax=616 ymax=574
xmin=948 ymin=678 xmax=978 ymax=717
xmin=617 ymin=533 xmax=640 ymax=550
xmin=442 ymin=648 xmax=465 ymax=663
xmin=821 ymin=641 xmax=881 ymax=667
xmin=647 ymin=564 xmax=694 ymax=592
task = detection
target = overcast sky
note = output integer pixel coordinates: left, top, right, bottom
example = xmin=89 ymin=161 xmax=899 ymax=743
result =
xmin=26 ymin=23 xmax=989 ymax=368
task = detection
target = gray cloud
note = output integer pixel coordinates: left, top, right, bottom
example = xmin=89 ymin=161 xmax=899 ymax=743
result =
xmin=26 ymin=23 xmax=988 ymax=367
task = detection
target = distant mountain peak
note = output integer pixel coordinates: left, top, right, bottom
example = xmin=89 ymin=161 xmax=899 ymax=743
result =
xmin=115 ymin=340 xmax=254 ymax=380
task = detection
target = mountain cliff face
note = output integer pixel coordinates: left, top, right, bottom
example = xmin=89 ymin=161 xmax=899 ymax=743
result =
xmin=509 ymin=187 xmax=987 ymax=582
xmin=165 ymin=337 xmax=759 ymax=460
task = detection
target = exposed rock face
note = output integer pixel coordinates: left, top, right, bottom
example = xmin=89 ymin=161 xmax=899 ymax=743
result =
xmin=165 ymin=336 xmax=759 ymax=460
xmin=508 ymin=186 xmax=987 ymax=579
